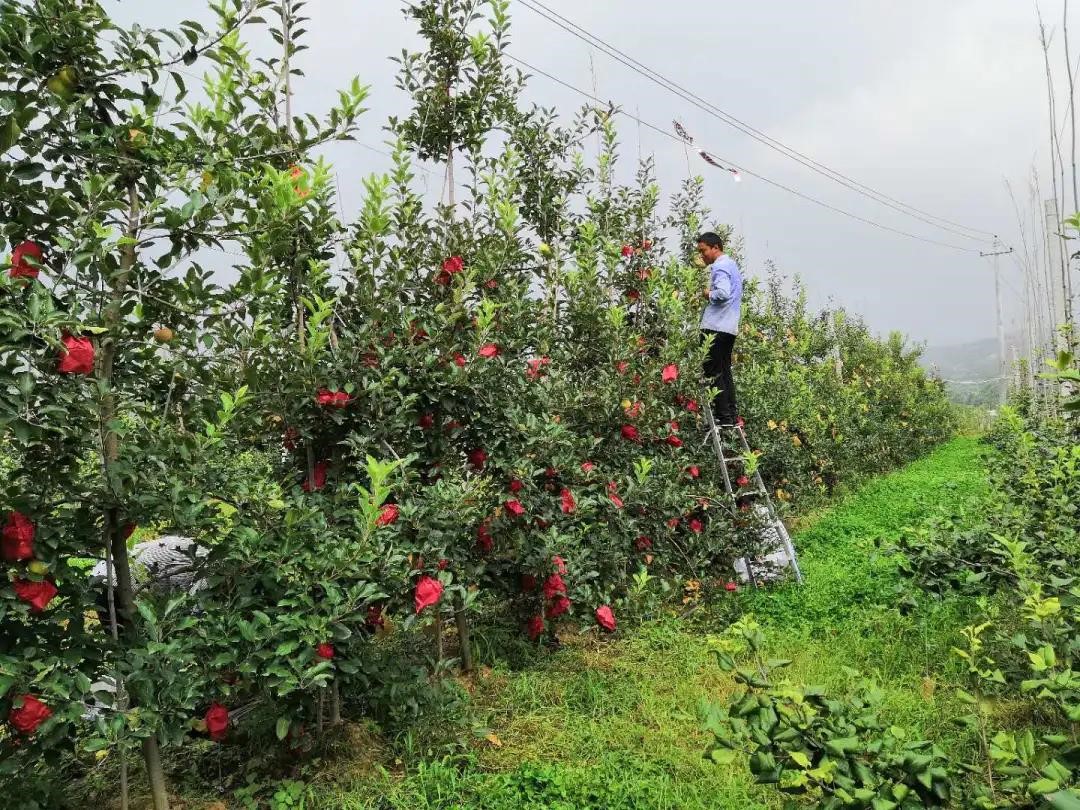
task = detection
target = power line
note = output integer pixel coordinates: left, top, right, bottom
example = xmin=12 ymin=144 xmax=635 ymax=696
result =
xmin=505 ymin=54 xmax=980 ymax=254
xmin=515 ymin=0 xmax=998 ymax=244
xmin=518 ymin=0 xmax=995 ymax=242
xmin=356 ymin=141 xmax=438 ymax=177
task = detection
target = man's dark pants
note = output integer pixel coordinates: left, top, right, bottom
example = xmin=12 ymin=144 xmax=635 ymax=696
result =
xmin=702 ymin=329 xmax=737 ymax=424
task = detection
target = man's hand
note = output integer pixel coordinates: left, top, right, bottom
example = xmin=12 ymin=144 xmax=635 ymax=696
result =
xmin=704 ymin=288 xmax=711 ymax=301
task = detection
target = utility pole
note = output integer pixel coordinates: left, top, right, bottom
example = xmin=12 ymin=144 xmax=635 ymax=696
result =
xmin=981 ymin=240 xmax=1014 ymax=406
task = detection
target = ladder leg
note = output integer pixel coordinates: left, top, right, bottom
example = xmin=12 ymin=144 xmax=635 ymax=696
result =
xmin=704 ymin=413 xmax=802 ymax=587
xmin=735 ymin=425 xmax=803 ymax=584
xmin=706 ymin=408 xmax=758 ymax=588
xmin=705 ymin=408 xmax=735 ymax=495
xmin=743 ymin=555 xmax=758 ymax=588
xmin=776 ymin=521 xmax=803 ymax=584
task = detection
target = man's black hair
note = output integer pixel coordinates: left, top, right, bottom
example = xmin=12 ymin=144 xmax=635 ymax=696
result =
xmin=697 ymin=232 xmax=723 ymax=249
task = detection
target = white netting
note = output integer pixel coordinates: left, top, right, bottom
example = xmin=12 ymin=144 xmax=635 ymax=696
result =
xmin=89 ymin=535 xmax=207 ymax=596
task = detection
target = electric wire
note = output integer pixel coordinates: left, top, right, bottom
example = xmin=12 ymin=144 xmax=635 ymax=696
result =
xmin=505 ymin=53 xmax=981 ymax=254
xmin=516 ymin=0 xmax=998 ymax=243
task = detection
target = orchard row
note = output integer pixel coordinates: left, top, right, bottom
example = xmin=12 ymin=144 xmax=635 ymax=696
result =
xmin=0 ymin=1 xmax=953 ymax=806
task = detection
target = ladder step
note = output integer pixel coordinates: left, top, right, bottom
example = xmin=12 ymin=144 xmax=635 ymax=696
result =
xmin=703 ymin=407 xmax=803 ymax=587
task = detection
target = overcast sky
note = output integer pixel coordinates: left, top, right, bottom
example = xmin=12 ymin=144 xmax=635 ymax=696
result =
xmin=109 ymin=0 xmax=1071 ymax=347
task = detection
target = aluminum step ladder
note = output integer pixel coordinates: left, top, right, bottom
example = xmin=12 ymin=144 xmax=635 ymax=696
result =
xmin=704 ymin=407 xmax=803 ymax=586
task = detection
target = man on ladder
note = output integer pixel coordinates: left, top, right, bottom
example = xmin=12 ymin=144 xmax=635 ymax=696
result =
xmin=697 ymin=231 xmax=742 ymax=425
xmin=696 ymin=231 xmax=803 ymax=585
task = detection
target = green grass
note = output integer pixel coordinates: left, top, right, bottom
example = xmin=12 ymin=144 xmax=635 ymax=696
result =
xmin=283 ymin=437 xmax=990 ymax=810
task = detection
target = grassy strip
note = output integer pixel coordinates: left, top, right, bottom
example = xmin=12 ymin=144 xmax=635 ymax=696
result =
xmin=290 ymin=437 xmax=989 ymax=809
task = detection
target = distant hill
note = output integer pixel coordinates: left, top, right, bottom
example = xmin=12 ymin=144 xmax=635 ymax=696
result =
xmin=920 ymin=338 xmax=1000 ymax=381
xmin=919 ymin=338 xmax=1004 ymax=407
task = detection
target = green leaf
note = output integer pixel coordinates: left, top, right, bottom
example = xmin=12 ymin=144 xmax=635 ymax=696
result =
xmin=709 ymin=748 xmax=737 ymax=765
xmin=1017 ymin=729 xmax=1036 ymax=764
xmin=749 ymin=750 xmax=779 ymax=782
xmin=790 ymin=751 xmax=811 ymax=768
xmin=1048 ymin=790 xmax=1080 ymax=810
xmin=275 ymin=641 xmax=297 ymax=657
xmin=825 ymin=737 xmax=859 ymax=756
xmin=136 ymin=601 xmax=157 ymax=629
xmin=276 ymin=716 xmax=291 ymax=741
xmin=0 ymin=116 xmax=21 ymax=152
xmin=1029 ymin=778 xmax=1060 ymax=796
xmin=12 ymin=162 xmax=44 ymax=181
xmin=712 ymin=650 xmax=735 ymax=671
xmin=1044 ymin=759 xmax=1072 ymax=783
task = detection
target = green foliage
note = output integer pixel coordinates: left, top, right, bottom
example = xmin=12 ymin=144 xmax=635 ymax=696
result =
xmin=233 ymin=777 xmax=314 ymax=810
xmin=736 ymin=274 xmax=956 ymax=509
xmin=0 ymin=0 xmax=955 ymax=806
xmin=747 ymin=437 xmax=987 ymax=630
xmin=392 ymin=0 xmax=521 ymax=162
xmin=1043 ymin=351 xmax=1080 ymax=413
xmin=704 ymin=622 xmax=954 ymax=809
xmin=263 ymin=439 xmax=990 ymax=810
xmin=712 ymin=389 xmax=1080 ymax=809
xmin=896 ymin=406 xmax=1079 ymax=595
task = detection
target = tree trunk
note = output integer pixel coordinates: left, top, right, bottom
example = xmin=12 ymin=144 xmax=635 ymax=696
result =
xmin=1066 ymin=0 xmax=1079 ymax=329
xmin=329 ymin=680 xmax=341 ymax=726
xmin=305 ymin=444 xmax=316 ymax=491
xmin=281 ymin=0 xmax=292 ymax=134
xmin=119 ymin=750 xmax=129 ymax=810
xmin=141 ymin=737 xmax=170 ymax=810
xmin=1039 ymin=13 xmax=1068 ymax=342
xmin=453 ymin=593 xmax=473 ymax=673
xmin=99 ymin=183 xmax=170 ymax=810
xmin=434 ymin=609 xmax=444 ymax=667
xmin=104 ymin=541 xmax=129 ymax=810
xmin=446 ymin=139 xmax=455 ymax=216
xmin=100 ymin=183 xmax=142 ymax=630
xmin=316 ymin=690 xmax=325 ymax=736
